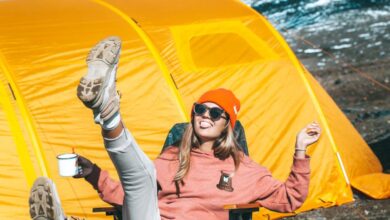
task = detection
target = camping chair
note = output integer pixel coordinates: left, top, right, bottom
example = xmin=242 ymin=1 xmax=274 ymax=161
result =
xmin=93 ymin=121 xmax=260 ymax=220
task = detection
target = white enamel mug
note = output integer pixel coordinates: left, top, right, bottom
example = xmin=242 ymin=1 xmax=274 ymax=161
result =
xmin=57 ymin=153 xmax=78 ymax=177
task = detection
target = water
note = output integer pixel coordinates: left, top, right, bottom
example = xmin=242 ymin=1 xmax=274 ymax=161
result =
xmin=249 ymin=0 xmax=389 ymax=29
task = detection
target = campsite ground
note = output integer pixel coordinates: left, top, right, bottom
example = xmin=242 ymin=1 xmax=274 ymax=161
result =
xmin=271 ymin=3 xmax=390 ymax=220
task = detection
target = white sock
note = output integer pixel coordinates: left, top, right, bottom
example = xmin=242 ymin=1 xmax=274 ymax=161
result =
xmin=102 ymin=112 xmax=121 ymax=130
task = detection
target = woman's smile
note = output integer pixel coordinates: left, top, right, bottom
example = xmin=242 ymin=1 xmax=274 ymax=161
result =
xmin=199 ymin=120 xmax=213 ymax=129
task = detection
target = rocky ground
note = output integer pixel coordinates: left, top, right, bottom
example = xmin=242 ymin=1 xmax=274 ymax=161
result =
xmin=287 ymin=191 xmax=390 ymax=220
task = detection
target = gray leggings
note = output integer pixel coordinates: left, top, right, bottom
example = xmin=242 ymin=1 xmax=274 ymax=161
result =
xmin=104 ymin=129 xmax=161 ymax=220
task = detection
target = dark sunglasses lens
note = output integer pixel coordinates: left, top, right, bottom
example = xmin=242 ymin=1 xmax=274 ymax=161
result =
xmin=209 ymin=108 xmax=223 ymax=120
xmin=194 ymin=104 xmax=206 ymax=115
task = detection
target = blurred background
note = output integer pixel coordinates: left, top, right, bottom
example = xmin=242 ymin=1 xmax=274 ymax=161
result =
xmin=243 ymin=0 xmax=389 ymax=171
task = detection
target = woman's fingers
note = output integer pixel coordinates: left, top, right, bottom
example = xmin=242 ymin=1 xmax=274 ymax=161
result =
xmin=306 ymin=127 xmax=320 ymax=135
xmin=303 ymin=123 xmax=321 ymax=143
xmin=296 ymin=122 xmax=322 ymax=149
xmin=306 ymin=131 xmax=318 ymax=136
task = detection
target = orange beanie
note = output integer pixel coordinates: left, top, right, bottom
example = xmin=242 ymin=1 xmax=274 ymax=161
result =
xmin=196 ymin=88 xmax=240 ymax=128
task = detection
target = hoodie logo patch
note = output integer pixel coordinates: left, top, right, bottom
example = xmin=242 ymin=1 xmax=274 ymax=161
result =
xmin=216 ymin=171 xmax=234 ymax=192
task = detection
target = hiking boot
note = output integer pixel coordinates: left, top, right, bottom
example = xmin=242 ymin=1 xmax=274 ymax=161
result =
xmin=29 ymin=177 xmax=66 ymax=220
xmin=77 ymin=36 xmax=121 ymax=125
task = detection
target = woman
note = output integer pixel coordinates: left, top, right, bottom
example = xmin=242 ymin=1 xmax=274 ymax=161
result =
xmin=30 ymin=36 xmax=321 ymax=220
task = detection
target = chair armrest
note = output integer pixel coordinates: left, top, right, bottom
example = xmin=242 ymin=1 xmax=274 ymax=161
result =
xmin=93 ymin=206 xmax=121 ymax=218
xmin=224 ymin=203 xmax=260 ymax=220
xmin=93 ymin=206 xmax=117 ymax=212
xmin=223 ymin=203 xmax=261 ymax=210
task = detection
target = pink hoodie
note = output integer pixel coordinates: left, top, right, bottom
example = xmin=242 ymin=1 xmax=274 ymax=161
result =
xmin=96 ymin=147 xmax=310 ymax=219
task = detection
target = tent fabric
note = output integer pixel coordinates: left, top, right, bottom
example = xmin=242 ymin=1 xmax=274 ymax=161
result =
xmin=0 ymin=0 xmax=388 ymax=219
xmin=351 ymin=173 xmax=390 ymax=199
xmin=0 ymin=73 xmax=33 ymax=219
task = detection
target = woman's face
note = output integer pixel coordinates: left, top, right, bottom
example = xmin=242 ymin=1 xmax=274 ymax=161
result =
xmin=193 ymin=102 xmax=229 ymax=143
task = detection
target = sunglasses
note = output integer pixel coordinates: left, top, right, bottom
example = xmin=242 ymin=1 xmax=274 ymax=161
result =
xmin=193 ymin=103 xmax=228 ymax=121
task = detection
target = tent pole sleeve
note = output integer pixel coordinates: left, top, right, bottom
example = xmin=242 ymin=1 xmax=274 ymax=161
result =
xmin=256 ymin=15 xmax=351 ymax=185
xmin=0 ymin=78 xmax=37 ymax=187
xmin=0 ymin=52 xmax=50 ymax=179
xmin=337 ymin=152 xmax=350 ymax=185
xmin=91 ymin=0 xmax=189 ymax=122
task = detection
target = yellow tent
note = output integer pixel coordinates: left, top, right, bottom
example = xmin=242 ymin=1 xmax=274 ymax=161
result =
xmin=0 ymin=0 xmax=388 ymax=219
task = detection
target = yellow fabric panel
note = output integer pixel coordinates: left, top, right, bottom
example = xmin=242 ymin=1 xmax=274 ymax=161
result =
xmin=170 ymin=20 xmax=279 ymax=71
xmin=0 ymin=74 xmax=33 ymax=219
xmin=0 ymin=118 xmax=30 ymax=219
xmin=190 ymin=33 xmax=262 ymax=67
xmin=351 ymin=173 xmax=390 ymax=199
xmin=103 ymin=0 xmax=253 ymax=26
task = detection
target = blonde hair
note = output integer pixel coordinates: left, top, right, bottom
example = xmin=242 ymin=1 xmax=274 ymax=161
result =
xmin=173 ymin=121 xmax=242 ymax=184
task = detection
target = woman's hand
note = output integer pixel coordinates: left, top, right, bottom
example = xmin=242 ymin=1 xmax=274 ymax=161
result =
xmin=73 ymin=155 xmax=94 ymax=178
xmin=295 ymin=122 xmax=321 ymax=157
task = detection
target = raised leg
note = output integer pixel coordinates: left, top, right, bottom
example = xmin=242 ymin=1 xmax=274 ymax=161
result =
xmin=77 ymin=37 xmax=160 ymax=220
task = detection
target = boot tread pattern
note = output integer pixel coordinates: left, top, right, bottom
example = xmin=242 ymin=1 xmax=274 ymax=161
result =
xmin=77 ymin=36 xmax=121 ymax=104
xmin=29 ymin=178 xmax=56 ymax=220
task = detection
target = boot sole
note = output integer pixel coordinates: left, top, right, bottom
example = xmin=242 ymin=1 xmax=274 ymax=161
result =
xmin=29 ymin=177 xmax=60 ymax=220
xmin=77 ymin=36 xmax=121 ymax=104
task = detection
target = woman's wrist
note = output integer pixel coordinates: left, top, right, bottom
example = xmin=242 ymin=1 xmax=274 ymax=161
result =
xmin=294 ymin=144 xmax=307 ymax=158
xmin=295 ymin=142 xmax=307 ymax=151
